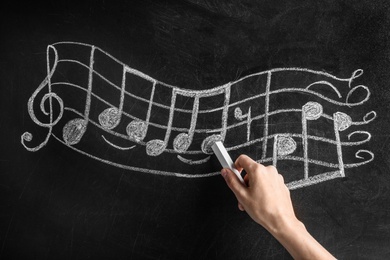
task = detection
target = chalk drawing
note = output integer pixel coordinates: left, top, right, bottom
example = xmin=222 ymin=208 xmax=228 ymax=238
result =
xmin=21 ymin=42 xmax=376 ymax=189
xmin=234 ymin=106 xmax=252 ymax=142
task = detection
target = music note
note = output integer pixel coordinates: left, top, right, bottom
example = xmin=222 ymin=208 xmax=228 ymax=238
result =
xmin=201 ymin=84 xmax=231 ymax=155
xmin=147 ymin=84 xmax=232 ymax=157
xmin=301 ymin=101 xmax=323 ymax=179
xmin=272 ymin=134 xmax=297 ymax=167
xmin=98 ymin=107 xmax=121 ymax=130
xmin=234 ymin=106 xmax=252 ymax=142
xmin=62 ymin=45 xmax=96 ymax=145
xmin=126 ymin=119 xmax=149 ymax=142
xmin=333 ymin=111 xmax=352 ymax=177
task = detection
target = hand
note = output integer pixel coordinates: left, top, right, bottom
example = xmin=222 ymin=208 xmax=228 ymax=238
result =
xmin=221 ymin=154 xmax=296 ymax=233
xmin=220 ymin=154 xmax=336 ymax=260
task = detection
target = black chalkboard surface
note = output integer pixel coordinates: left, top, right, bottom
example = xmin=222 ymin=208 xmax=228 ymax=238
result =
xmin=2 ymin=0 xmax=390 ymax=259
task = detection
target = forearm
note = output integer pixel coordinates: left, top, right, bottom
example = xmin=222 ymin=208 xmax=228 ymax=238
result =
xmin=269 ymin=216 xmax=335 ymax=260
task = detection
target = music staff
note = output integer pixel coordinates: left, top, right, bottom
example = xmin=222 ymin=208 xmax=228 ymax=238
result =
xmin=22 ymin=41 xmax=376 ymax=189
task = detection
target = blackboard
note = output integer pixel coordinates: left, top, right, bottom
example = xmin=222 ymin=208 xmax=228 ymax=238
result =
xmin=2 ymin=0 xmax=390 ymax=259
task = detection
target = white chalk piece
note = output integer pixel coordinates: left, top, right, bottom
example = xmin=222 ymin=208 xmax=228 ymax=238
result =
xmin=212 ymin=141 xmax=245 ymax=185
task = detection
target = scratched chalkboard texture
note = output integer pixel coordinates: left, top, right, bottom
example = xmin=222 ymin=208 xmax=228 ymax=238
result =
xmin=2 ymin=0 xmax=390 ymax=259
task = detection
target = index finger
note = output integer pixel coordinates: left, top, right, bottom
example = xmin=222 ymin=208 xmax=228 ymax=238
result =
xmin=235 ymin=154 xmax=262 ymax=175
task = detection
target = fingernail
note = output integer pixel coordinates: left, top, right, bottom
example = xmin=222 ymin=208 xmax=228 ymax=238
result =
xmin=221 ymin=169 xmax=228 ymax=178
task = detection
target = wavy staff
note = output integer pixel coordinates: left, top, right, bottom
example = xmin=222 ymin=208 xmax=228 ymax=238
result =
xmin=21 ymin=42 xmax=376 ymax=190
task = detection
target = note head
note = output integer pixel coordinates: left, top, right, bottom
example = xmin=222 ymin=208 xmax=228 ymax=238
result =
xmin=276 ymin=135 xmax=297 ymax=156
xmin=146 ymin=139 xmax=166 ymax=156
xmin=98 ymin=107 xmax=121 ymax=130
xmin=201 ymin=134 xmax=224 ymax=155
xmin=63 ymin=118 xmax=87 ymax=145
xmin=127 ymin=119 xmax=148 ymax=142
xmin=173 ymin=133 xmax=191 ymax=153
xmin=334 ymin=112 xmax=352 ymax=131
xmin=302 ymin=102 xmax=323 ymax=120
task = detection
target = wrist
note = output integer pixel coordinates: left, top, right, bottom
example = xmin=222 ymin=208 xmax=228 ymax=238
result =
xmin=267 ymin=214 xmax=305 ymax=240
xmin=267 ymin=216 xmax=335 ymax=259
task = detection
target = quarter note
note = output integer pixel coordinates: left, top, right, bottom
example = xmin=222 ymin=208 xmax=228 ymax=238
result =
xmin=62 ymin=45 xmax=96 ymax=145
xmin=301 ymin=101 xmax=323 ymax=179
xmin=333 ymin=111 xmax=352 ymax=177
xmin=201 ymin=84 xmax=231 ymax=154
xmin=234 ymin=106 xmax=252 ymax=142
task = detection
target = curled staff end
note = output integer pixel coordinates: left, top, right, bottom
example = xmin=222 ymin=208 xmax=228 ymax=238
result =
xmin=349 ymin=69 xmax=364 ymax=87
xmin=355 ymin=149 xmax=374 ymax=161
xmin=347 ymin=131 xmax=372 ymax=144
xmin=346 ymin=85 xmax=371 ymax=107
xmin=345 ymin=149 xmax=375 ymax=169
xmin=364 ymin=111 xmax=377 ymax=123
xmin=351 ymin=111 xmax=377 ymax=126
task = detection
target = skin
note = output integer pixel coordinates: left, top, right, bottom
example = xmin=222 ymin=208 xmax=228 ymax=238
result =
xmin=221 ymin=154 xmax=336 ymax=260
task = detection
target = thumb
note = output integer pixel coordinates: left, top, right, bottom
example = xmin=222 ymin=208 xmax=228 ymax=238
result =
xmin=221 ymin=168 xmax=247 ymax=200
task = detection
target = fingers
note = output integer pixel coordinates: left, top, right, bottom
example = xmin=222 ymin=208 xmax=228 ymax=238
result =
xmin=221 ymin=168 xmax=247 ymax=200
xmin=234 ymin=154 xmax=257 ymax=173
xmin=235 ymin=155 xmax=267 ymax=180
xmin=221 ymin=168 xmax=248 ymax=212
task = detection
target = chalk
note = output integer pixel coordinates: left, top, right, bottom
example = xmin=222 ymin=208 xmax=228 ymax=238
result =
xmin=212 ymin=141 xmax=245 ymax=185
